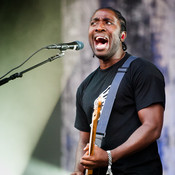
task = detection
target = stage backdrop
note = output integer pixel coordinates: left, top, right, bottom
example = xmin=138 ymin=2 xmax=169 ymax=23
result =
xmin=60 ymin=0 xmax=175 ymax=174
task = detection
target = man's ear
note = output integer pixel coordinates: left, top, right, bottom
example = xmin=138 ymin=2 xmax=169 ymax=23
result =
xmin=120 ymin=31 xmax=127 ymax=42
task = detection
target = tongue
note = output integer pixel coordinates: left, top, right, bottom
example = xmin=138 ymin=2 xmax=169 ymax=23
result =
xmin=95 ymin=42 xmax=107 ymax=50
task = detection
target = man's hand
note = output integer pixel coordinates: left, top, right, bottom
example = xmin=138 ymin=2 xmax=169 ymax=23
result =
xmin=80 ymin=144 xmax=108 ymax=169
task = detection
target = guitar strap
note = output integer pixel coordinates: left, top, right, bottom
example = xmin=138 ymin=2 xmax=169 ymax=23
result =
xmin=95 ymin=56 xmax=137 ymax=147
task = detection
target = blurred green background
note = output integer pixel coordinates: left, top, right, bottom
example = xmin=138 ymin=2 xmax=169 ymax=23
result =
xmin=0 ymin=0 xmax=66 ymax=174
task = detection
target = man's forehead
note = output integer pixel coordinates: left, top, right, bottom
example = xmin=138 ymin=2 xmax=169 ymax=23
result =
xmin=91 ymin=9 xmax=118 ymax=21
xmin=91 ymin=17 xmax=113 ymax=21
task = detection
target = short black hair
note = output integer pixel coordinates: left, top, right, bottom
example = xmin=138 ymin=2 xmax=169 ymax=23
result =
xmin=94 ymin=7 xmax=127 ymax=51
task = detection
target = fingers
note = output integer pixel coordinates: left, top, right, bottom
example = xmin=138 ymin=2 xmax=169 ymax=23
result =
xmin=81 ymin=144 xmax=106 ymax=169
xmin=81 ymin=146 xmax=97 ymax=169
xmin=83 ymin=143 xmax=89 ymax=151
xmin=80 ymin=158 xmax=96 ymax=169
xmin=83 ymin=143 xmax=90 ymax=156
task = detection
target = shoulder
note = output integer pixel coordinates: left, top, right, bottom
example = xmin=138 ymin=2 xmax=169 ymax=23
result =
xmin=129 ymin=56 xmax=164 ymax=81
xmin=130 ymin=57 xmax=158 ymax=70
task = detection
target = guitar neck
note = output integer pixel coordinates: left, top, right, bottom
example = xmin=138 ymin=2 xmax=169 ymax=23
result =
xmin=85 ymin=99 xmax=102 ymax=175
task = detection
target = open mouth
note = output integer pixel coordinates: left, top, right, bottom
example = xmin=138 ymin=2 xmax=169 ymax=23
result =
xmin=94 ymin=36 xmax=109 ymax=50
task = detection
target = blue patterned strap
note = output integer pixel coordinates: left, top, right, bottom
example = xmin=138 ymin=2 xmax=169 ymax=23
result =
xmin=95 ymin=56 xmax=137 ymax=147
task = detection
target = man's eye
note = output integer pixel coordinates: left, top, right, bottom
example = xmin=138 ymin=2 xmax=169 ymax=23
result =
xmin=91 ymin=22 xmax=97 ymax=26
xmin=106 ymin=21 xmax=112 ymax=25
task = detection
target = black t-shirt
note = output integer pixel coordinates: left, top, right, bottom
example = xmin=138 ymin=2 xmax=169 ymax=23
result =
xmin=74 ymin=53 xmax=165 ymax=174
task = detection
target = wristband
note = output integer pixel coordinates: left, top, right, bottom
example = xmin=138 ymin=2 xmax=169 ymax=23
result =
xmin=106 ymin=150 xmax=113 ymax=175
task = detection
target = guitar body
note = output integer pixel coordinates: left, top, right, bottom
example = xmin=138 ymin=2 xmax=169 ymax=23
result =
xmin=85 ymin=99 xmax=102 ymax=175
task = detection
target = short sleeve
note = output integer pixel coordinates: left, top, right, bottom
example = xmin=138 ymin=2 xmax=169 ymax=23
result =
xmin=74 ymin=86 xmax=90 ymax=132
xmin=131 ymin=59 xmax=165 ymax=111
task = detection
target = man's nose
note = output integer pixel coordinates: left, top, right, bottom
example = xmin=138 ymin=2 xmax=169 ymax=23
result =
xmin=95 ymin=22 xmax=106 ymax=32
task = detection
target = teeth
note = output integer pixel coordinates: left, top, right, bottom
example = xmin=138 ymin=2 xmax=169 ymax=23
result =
xmin=95 ymin=36 xmax=108 ymax=41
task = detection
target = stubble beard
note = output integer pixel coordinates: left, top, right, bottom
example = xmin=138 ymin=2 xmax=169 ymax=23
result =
xmin=94 ymin=41 xmax=120 ymax=62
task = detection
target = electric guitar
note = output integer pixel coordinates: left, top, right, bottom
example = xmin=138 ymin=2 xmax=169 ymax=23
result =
xmin=85 ymin=98 xmax=102 ymax=175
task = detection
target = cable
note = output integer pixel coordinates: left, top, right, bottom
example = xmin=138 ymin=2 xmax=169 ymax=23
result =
xmin=0 ymin=46 xmax=47 ymax=79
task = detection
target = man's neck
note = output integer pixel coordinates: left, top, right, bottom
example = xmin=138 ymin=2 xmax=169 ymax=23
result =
xmin=99 ymin=51 xmax=126 ymax=70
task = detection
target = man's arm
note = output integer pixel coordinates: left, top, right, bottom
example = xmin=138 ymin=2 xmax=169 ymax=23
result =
xmin=81 ymin=103 xmax=164 ymax=169
xmin=71 ymin=131 xmax=90 ymax=175
xmin=111 ymin=103 xmax=164 ymax=162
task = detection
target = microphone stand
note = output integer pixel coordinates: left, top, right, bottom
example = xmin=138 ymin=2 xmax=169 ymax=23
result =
xmin=0 ymin=51 xmax=65 ymax=86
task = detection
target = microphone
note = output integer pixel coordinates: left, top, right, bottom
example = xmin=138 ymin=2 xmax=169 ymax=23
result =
xmin=46 ymin=41 xmax=84 ymax=51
